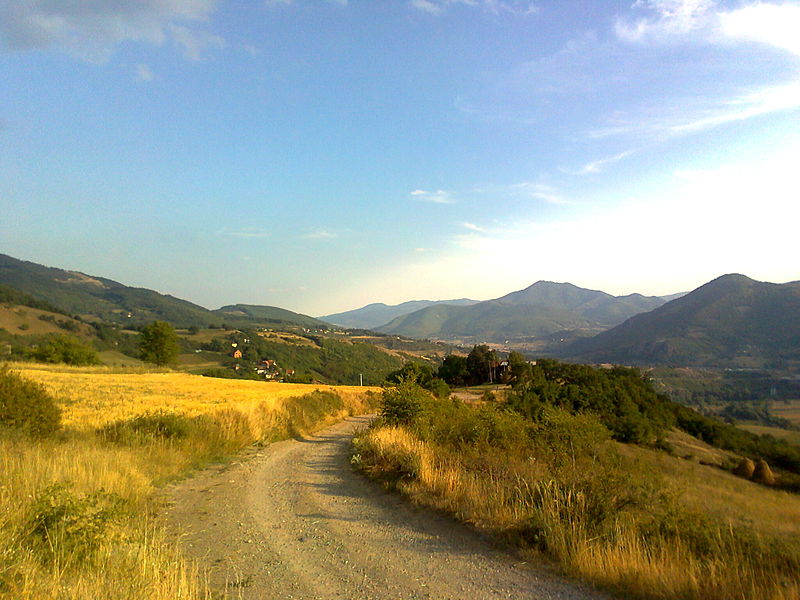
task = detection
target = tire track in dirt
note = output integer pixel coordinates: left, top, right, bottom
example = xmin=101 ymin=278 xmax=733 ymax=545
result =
xmin=164 ymin=415 xmax=612 ymax=600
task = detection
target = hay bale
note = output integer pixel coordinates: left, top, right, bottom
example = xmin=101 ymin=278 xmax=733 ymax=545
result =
xmin=733 ymin=457 xmax=756 ymax=479
xmin=752 ymin=459 xmax=776 ymax=485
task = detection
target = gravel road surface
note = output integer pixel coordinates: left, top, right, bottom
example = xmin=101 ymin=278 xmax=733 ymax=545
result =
xmin=164 ymin=415 xmax=612 ymax=600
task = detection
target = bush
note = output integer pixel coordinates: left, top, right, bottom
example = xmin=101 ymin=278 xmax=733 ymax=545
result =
xmin=0 ymin=364 xmax=61 ymax=437
xmin=100 ymin=411 xmax=195 ymax=444
xmin=380 ymin=379 xmax=430 ymax=427
xmin=27 ymin=483 xmax=124 ymax=564
xmin=28 ymin=334 xmax=101 ymax=366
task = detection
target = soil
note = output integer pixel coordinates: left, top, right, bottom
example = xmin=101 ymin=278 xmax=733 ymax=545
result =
xmin=163 ymin=415 xmax=612 ymax=600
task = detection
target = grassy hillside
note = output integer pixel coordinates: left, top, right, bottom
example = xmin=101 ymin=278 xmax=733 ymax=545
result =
xmin=320 ymin=298 xmax=477 ymax=330
xmin=378 ymin=281 xmax=668 ymax=343
xmin=355 ymin=377 xmax=800 ymax=600
xmin=0 ymin=254 xmax=327 ymax=330
xmin=214 ymin=303 xmax=332 ymax=329
xmin=1 ymin=363 xmax=378 ymax=599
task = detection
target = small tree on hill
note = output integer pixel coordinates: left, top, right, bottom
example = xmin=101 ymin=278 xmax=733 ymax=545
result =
xmin=139 ymin=321 xmax=180 ymax=366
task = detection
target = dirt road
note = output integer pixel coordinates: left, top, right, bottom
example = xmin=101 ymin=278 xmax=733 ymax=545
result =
xmin=164 ymin=415 xmax=611 ymax=600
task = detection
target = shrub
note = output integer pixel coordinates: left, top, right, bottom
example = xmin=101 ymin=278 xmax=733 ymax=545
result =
xmin=0 ymin=364 xmax=61 ymax=437
xmin=380 ymin=379 xmax=430 ymax=427
xmin=27 ymin=483 xmax=124 ymax=564
xmin=100 ymin=410 xmax=195 ymax=444
xmin=29 ymin=334 xmax=101 ymax=366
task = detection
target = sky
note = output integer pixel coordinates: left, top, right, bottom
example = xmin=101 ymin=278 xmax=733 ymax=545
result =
xmin=1 ymin=0 xmax=798 ymax=316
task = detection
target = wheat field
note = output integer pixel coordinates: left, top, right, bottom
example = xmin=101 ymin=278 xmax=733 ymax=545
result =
xmin=1 ymin=362 xmax=378 ymax=599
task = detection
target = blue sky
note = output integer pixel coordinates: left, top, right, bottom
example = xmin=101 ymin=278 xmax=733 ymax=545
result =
xmin=1 ymin=0 xmax=798 ymax=316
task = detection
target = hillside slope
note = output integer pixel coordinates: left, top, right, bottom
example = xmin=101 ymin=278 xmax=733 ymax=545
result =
xmin=320 ymin=298 xmax=477 ymax=330
xmin=378 ymin=281 xmax=668 ymax=342
xmin=564 ymin=274 xmax=800 ymax=367
xmin=0 ymin=254 xmax=324 ymax=330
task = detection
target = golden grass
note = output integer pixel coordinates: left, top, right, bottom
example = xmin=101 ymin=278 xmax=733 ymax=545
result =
xmin=11 ymin=362 xmax=376 ymax=429
xmin=1 ymin=362 xmax=378 ymax=599
xmin=354 ymin=424 xmax=800 ymax=600
xmin=618 ymin=442 xmax=800 ymax=538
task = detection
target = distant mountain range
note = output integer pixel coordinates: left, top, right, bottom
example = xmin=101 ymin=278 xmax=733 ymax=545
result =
xmin=320 ymin=299 xmax=478 ymax=330
xmin=374 ymin=281 xmax=675 ymax=343
xmin=562 ymin=274 xmax=800 ymax=367
xmin=3 ymin=252 xmax=797 ymax=370
xmin=0 ymin=253 xmax=329 ymax=330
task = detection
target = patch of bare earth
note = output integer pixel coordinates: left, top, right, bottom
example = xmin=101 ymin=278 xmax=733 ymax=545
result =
xmin=163 ymin=416 xmax=612 ymax=600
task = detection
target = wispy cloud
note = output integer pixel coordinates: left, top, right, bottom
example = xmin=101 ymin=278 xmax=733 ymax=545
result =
xmin=589 ymin=80 xmax=800 ymax=141
xmin=506 ymin=182 xmax=570 ymax=205
xmin=169 ymin=23 xmax=224 ymax=60
xmin=615 ymin=0 xmax=716 ymax=42
xmin=564 ymin=150 xmax=635 ymax=175
xmin=616 ymin=0 xmax=800 ymax=58
xmin=461 ymin=221 xmax=486 ymax=232
xmin=0 ymin=0 xmax=223 ymax=62
xmin=218 ymin=227 xmax=270 ymax=239
xmin=410 ymin=0 xmax=538 ymax=17
xmin=411 ymin=189 xmax=456 ymax=204
xmin=302 ymin=228 xmax=338 ymax=240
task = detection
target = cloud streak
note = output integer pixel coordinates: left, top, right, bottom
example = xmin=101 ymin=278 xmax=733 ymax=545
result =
xmin=0 ymin=0 xmax=222 ymax=61
xmin=410 ymin=0 xmax=538 ymax=17
xmin=411 ymin=189 xmax=456 ymax=204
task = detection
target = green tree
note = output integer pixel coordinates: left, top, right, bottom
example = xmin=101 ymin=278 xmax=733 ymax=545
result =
xmin=466 ymin=344 xmax=498 ymax=385
xmin=139 ymin=321 xmax=180 ymax=366
xmin=438 ymin=354 xmax=469 ymax=386
xmin=30 ymin=334 xmax=101 ymax=366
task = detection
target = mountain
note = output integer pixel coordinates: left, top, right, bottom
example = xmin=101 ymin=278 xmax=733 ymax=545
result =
xmin=215 ymin=304 xmax=331 ymax=329
xmin=320 ymin=299 xmax=477 ymax=330
xmin=377 ymin=281 xmax=670 ymax=342
xmin=564 ymin=274 xmax=800 ymax=367
xmin=0 ymin=253 xmax=324 ymax=329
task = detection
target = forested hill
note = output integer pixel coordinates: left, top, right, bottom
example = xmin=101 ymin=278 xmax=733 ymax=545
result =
xmin=320 ymin=298 xmax=477 ymax=330
xmin=0 ymin=253 xmax=327 ymax=330
xmin=564 ymin=274 xmax=800 ymax=367
xmin=376 ymin=281 xmax=670 ymax=342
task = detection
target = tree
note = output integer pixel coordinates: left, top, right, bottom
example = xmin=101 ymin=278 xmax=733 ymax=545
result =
xmin=29 ymin=334 xmax=101 ymax=366
xmin=438 ymin=354 xmax=469 ymax=386
xmin=139 ymin=321 xmax=180 ymax=366
xmin=466 ymin=344 xmax=497 ymax=385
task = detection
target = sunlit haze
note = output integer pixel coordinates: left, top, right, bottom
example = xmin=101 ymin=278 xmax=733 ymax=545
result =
xmin=1 ymin=0 xmax=798 ymax=315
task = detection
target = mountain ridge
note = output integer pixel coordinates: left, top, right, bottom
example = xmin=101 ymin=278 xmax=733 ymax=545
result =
xmin=563 ymin=273 xmax=800 ymax=367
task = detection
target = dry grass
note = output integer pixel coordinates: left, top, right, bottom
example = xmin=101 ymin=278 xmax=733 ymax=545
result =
xmin=771 ymin=400 xmax=800 ymax=426
xmin=354 ymin=423 xmax=800 ymax=600
xmin=1 ymin=362 xmax=378 ymax=599
xmin=11 ymin=362 xmax=374 ymax=429
xmin=0 ymin=306 xmax=91 ymax=337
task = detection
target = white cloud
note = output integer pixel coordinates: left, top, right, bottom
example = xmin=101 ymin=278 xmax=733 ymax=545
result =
xmin=410 ymin=0 xmax=538 ymax=17
xmin=0 ymin=0 xmax=222 ymax=62
xmin=615 ymin=0 xmax=716 ymax=42
xmin=617 ymin=0 xmax=800 ymax=57
xmin=507 ymin=182 xmax=570 ymax=205
xmin=411 ymin=189 xmax=456 ymax=204
xmin=720 ymin=3 xmax=800 ymax=57
xmin=368 ymin=143 xmax=800 ymax=302
xmin=670 ymin=81 xmax=800 ymax=132
xmin=461 ymin=221 xmax=486 ymax=232
xmin=565 ymin=150 xmax=635 ymax=175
